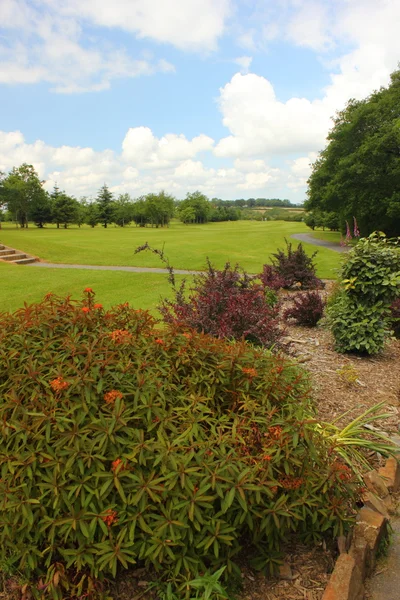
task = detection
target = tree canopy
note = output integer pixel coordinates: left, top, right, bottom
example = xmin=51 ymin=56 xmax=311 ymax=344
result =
xmin=306 ymin=69 xmax=400 ymax=237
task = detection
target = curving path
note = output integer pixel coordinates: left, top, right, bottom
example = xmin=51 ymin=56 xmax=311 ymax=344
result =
xmin=291 ymin=233 xmax=350 ymax=253
xmin=22 ymin=233 xmax=348 ymax=273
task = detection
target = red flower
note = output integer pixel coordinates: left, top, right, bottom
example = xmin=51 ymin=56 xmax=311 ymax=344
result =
xmin=82 ymin=307 xmax=90 ymax=313
xmin=262 ymin=455 xmax=272 ymax=461
xmin=104 ymin=390 xmax=123 ymax=404
xmin=50 ymin=376 xmax=69 ymax=392
xmin=84 ymin=287 xmax=93 ymax=293
xmin=101 ymin=509 xmax=118 ymax=527
xmin=155 ymin=338 xmax=165 ymax=345
xmin=94 ymin=303 xmax=103 ymax=309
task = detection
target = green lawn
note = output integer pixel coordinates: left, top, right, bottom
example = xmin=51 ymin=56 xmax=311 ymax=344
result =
xmin=1 ymin=220 xmax=342 ymax=274
xmin=0 ymin=261 xmax=186 ymax=314
xmin=1 ymin=220 xmax=344 ymax=313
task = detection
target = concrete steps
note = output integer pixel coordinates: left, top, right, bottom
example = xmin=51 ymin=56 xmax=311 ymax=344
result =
xmin=0 ymin=244 xmax=37 ymax=265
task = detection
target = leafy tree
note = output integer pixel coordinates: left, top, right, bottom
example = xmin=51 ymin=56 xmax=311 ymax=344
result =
xmin=2 ymin=164 xmax=45 ymax=228
xmin=30 ymin=191 xmax=53 ymax=228
xmin=52 ymin=189 xmax=79 ymax=229
xmin=306 ymin=69 xmax=400 ymax=236
xmin=178 ymin=191 xmax=210 ymax=224
xmin=131 ymin=198 xmax=149 ymax=227
xmin=113 ymin=193 xmax=134 ymax=227
xmin=0 ymin=172 xmax=5 ymax=229
xmin=143 ymin=190 xmax=175 ymax=227
xmin=180 ymin=206 xmax=196 ymax=224
xmin=76 ymin=198 xmax=89 ymax=228
xmin=85 ymin=202 xmax=100 ymax=228
xmin=96 ymin=184 xmax=115 ymax=228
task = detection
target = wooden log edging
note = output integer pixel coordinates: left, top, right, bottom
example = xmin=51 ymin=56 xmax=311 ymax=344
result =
xmin=322 ymin=457 xmax=400 ymax=600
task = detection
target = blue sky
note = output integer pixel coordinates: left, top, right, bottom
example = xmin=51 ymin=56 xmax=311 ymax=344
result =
xmin=0 ymin=0 xmax=399 ymax=202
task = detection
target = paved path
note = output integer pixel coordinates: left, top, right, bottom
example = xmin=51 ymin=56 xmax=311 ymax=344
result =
xmin=23 ymin=233 xmax=347 ymax=273
xmin=291 ymin=233 xmax=350 ymax=253
xmin=27 ymin=262 xmax=200 ymax=275
xmin=366 ymin=517 xmax=400 ymax=599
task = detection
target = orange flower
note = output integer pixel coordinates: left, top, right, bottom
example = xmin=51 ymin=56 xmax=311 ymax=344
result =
xmin=241 ymin=367 xmax=257 ymax=377
xmin=109 ymin=329 xmax=132 ymax=344
xmin=50 ymin=376 xmax=69 ymax=392
xmin=104 ymin=390 xmax=123 ymax=404
xmin=84 ymin=287 xmax=93 ymax=293
xmin=82 ymin=307 xmax=90 ymax=313
xmin=94 ymin=303 xmax=103 ymax=309
xmin=182 ymin=333 xmax=191 ymax=339
xmin=279 ymin=476 xmax=304 ymax=490
xmin=268 ymin=425 xmax=283 ymax=439
xmin=262 ymin=454 xmax=272 ymax=461
xmin=155 ymin=338 xmax=165 ymax=345
xmin=111 ymin=458 xmax=124 ymax=472
xmin=101 ymin=509 xmax=118 ymax=527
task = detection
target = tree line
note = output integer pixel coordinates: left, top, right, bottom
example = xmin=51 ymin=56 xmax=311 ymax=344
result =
xmin=0 ymin=165 xmax=297 ymax=229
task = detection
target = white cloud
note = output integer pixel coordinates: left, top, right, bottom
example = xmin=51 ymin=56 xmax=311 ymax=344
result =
xmin=233 ymin=56 xmax=253 ymax=73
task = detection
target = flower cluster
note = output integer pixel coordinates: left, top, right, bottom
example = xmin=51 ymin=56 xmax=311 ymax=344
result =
xmin=241 ymin=367 xmax=258 ymax=378
xmin=268 ymin=425 xmax=283 ymax=439
xmin=331 ymin=461 xmax=353 ymax=482
xmin=101 ymin=509 xmax=118 ymax=527
xmin=109 ymin=329 xmax=133 ymax=344
xmin=155 ymin=338 xmax=166 ymax=346
xmin=104 ymin=390 xmax=123 ymax=404
xmin=111 ymin=458 xmax=127 ymax=473
xmin=82 ymin=307 xmax=90 ymax=314
xmin=50 ymin=377 xmax=69 ymax=392
xmin=279 ymin=476 xmax=304 ymax=490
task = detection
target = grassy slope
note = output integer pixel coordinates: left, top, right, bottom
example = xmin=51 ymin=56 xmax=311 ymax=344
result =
xmin=0 ymin=221 xmax=341 ymax=276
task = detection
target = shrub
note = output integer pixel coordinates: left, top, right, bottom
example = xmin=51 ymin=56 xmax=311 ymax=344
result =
xmin=327 ymin=233 xmax=400 ymax=354
xmin=327 ymin=290 xmax=391 ymax=355
xmin=283 ymin=291 xmax=326 ymax=327
xmin=259 ymin=264 xmax=287 ymax=291
xmin=269 ymin=239 xmax=324 ymax=290
xmin=0 ymin=290 xmax=372 ymax=598
xmin=390 ymin=297 xmax=400 ymax=338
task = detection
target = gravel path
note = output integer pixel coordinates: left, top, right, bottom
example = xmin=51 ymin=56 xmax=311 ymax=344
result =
xmin=291 ymin=233 xmax=350 ymax=253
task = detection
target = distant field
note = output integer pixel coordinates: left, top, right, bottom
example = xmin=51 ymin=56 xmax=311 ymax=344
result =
xmin=1 ymin=220 xmax=344 ymax=313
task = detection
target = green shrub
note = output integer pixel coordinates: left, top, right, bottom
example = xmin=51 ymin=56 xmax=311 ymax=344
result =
xmin=0 ymin=291 xmax=373 ymax=598
xmin=327 ymin=233 xmax=400 ymax=354
xmin=326 ymin=291 xmax=391 ymax=354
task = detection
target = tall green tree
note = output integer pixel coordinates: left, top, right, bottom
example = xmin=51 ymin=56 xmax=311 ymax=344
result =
xmin=144 ymin=190 xmax=175 ymax=227
xmin=3 ymin=164 xmax=46 ymax=228
xmin=52 ymin=192 xmax=79 ymax=228
xmin=96 ymin=184 xmax=115 ymax=228
xmin=306 ymin=69 xmax=400 ymax=237
xmin=114 ymin=193 xmax=134 ymax=227
xmin=30 ymin=191 xmax=53 ymax=228
xmin=178 ymin=191 xmax=210 ymax=224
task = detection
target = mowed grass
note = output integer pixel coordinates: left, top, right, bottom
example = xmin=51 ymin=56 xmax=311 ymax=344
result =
xmin=0 ymin=261 xmax=187 ymax=314
xmin=1 ymin=220 xmax=345 ymax=313
xmin=0 ymin=220 xmax=342 ymax=276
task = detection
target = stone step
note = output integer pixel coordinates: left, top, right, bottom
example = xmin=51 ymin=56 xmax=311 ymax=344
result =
xmin=14 ymin=257 xmax=37 ymax=265
xmin=0 ymin=244 xmax=5 ymax=250
xmin=1 ymin=253 xmax=27 ymax=261
xmin=0 ymin=248 xmax=14 ymax=256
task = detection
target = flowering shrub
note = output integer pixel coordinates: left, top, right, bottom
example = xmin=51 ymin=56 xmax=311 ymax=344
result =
xmin=266 ymin=240 xmax=324 ymax=290
xmin=283 ymin=291 xmax=326 ymax=327
xmin=0 ymin=291 xmax=372 ymax=598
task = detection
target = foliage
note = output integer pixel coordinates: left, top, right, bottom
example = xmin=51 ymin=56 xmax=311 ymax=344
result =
xmin=390 ymin=297 xmax=400 ymax=338
xmin=283 ymin=291 xmax=325 ymax=327
xmin=178 ymin=191 xmax=211 ymax=224
xmin=1 ymin=289 xmax=387 ymax=598
xmin=306 ymin=68 xmax=400 ymax=237
xmin=326 ymin=290 xmax=391 ymax=355
xmin=135 ymin=244 xmax=283 ymax=347
xmin=2 ymin=163 xmax=47 ymax=228
xmin=336 ymin=364 xmax=359 ymax=386
xmin=96 ymin=184 xmax=115 ymax=228
xmin=259 ymin=264 xmax=287 ymax=291
xmin=326 ymin=233 xmax=400 ymax=354
xmin=269 ymin=240 xmax=324 ymax=290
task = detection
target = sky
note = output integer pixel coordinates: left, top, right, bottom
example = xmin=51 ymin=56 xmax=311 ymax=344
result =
xmin=0 ymin=0 xmax=399 ymax=203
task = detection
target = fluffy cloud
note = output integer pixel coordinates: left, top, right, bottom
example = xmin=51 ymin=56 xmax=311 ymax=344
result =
xmin=50 ymin=0 xmax=231 ymax=52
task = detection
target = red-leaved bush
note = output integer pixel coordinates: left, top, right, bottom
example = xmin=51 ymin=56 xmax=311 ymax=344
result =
xmin=390 ymin=297 xmax=400 ymax=338
xmin=159 ymin=259 xmax=283 ymax=347
xmin=284 ymin=291 xmax=326 ymax=327
xmin=268 ymin=240 xmax=324 ymax=290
